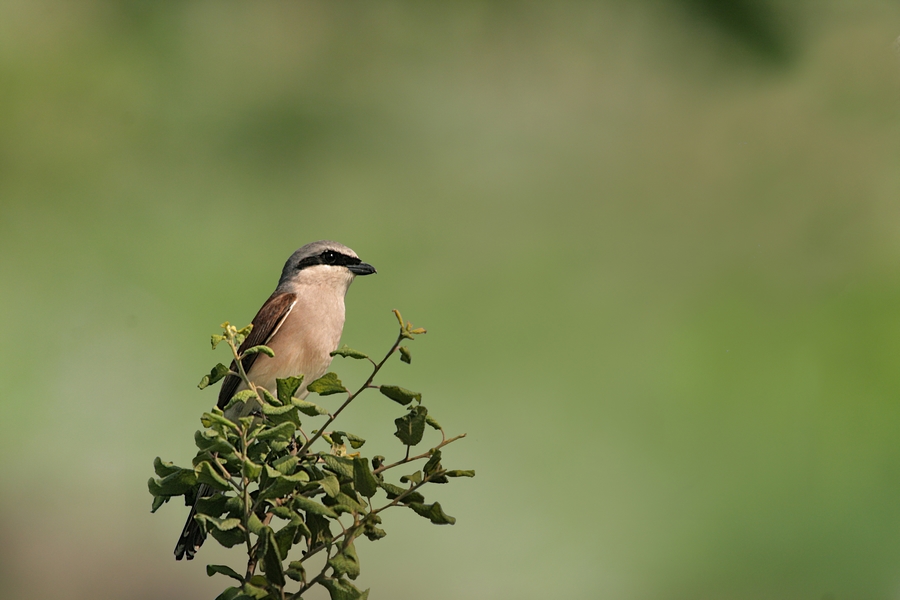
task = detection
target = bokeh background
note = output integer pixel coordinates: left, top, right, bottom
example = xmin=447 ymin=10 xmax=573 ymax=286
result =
xmin=2 ymin=1 xmax=900 ymax=598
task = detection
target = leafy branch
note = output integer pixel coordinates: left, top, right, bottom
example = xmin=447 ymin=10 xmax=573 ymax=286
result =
xmin=149 ymin=311 xmax=473 ymax=600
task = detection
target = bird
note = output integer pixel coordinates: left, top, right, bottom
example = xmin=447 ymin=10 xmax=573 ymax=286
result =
xmin=174 ymin=240 xmax=376 ymax=560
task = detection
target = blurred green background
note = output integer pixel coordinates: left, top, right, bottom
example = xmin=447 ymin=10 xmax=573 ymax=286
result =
xmin=2 ymin=1 xmax=900 ymax=598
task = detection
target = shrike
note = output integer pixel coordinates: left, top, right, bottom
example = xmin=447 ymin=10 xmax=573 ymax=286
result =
xmin=174 ymin=240 xmax=376 ymax=560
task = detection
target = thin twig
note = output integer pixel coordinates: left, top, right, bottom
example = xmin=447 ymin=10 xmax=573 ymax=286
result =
xmin=373 ymin=434 xmax=466 ymax=475
xmin=296 ymin=331 xmax=405 ymax=459
xmin=290 ymin=571 xmax=326 ymax=599
xmin=294 ymin=467 xmax=444 ymax=565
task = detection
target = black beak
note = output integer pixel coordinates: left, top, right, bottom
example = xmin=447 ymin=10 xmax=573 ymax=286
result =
xmin=348 ymin=262 xmax=376 ymax=276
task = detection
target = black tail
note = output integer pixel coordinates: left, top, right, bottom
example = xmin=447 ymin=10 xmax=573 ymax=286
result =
xmin=174 ymin=483 xmax=210 ymax=560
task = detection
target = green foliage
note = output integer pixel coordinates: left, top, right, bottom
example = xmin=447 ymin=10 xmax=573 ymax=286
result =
xmin=149 ymin=313 xmax=471 ymax=599
xmin=398 ymin=346 xmax=412 ymax=364
xmin=199 ymin=363 xmax=231 ymax=389
xmin=307 ymin=373 xmax=346 ymax=396
xmin=394 ymin=405 xmax=428 ymax=446
xmin=330 ymin=345 xmax=369 ymax=360
xmin=277 ymin=376 xmax=304 ymax=405
xmin=379 ymin=385 xmax=421 ymax=406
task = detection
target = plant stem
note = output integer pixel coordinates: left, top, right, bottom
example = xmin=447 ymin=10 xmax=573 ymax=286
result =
xmin=374 ymin=434 xmax=466 ymax=475
xmin=284 ymin=469 xmax=445 ymax=600
xmin=298 ymin=468 xmax=443 ymax=564
xmin=296 ymin=330 xmax=405 ymax=459
xmin=289 ymin=571 xmax=326 ymax=599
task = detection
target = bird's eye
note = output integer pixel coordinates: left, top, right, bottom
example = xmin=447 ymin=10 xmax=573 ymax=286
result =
xmin=322 ymin=251 xmax=336 ymax=262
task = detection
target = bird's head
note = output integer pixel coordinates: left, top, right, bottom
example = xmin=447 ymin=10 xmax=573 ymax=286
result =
xmin=277 ymin=240 xmax=376 ymax=292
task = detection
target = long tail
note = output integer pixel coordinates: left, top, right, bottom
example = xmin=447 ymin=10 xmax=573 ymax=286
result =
xmin=174 ymin=483 xmax=211 ymax=560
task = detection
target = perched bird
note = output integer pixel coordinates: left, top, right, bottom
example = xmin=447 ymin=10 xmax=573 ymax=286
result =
xmin=174 ymin=240 xmax=376 ymax=560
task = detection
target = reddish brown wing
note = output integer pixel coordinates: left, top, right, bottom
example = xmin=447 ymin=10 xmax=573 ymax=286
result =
xmin=217 ymin=292 xmax=297 ymax=409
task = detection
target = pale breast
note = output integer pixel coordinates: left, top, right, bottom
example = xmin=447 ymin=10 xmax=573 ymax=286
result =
xmin=246 ymin=287 xmax=346 ymax=399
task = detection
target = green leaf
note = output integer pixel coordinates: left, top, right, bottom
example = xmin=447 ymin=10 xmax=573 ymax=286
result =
xmin=148 ymin=468 xmax=198 ymax=497
xmin=324 ymin=490 xmax=367 ymax=514
xmin=331 ymin=431 xmax=366 ymax=449
xmin=294 ymin=495 xmax=339 ymax=518
xmin=399 ymin=471 xmax=422 ymax=485
xmin=153 ymin=457 xmax=181 ymax=478
xmin=196 ymin=515 xmax=242 ymax=532
xmin=425 ymin=415 xmax=442 ymax=430
xmin=226 ymin=496 xmax=246 ymax=515
xmin=241 ymin=580 xmax=269 ymax=600
xmin=269 ymin=439 xmax=290 ymax=453
xmin=274 ymin=522 xmax=298 ymax=558
xmin=363 ymin=513 xmax=387 ymax=541
xmin=201 ymin=410 xmax=239 ymax=432
xmin=210 ymin=334 xmax=226 ymax=350
xmin=242 ymin=459 xmax=262 ymax=481
xmin=305 ymin=512 xmax=333 ymax=547
xmin=423 ymin=450 xmax=442 ymax=476
xmin=308 ymin=372 xmax=347 ymax=396
xmin=328 ymin=540 xmax=361 ymax=580
xmin=242 ymin=344 xmax=274 ymax=358
xmin=380 ymin=482 xmax=424 ymax=504
xmin=199 ymin=363 xmax=231 ymax=390
xmin=268 ymin=505 xmax=294 ymax=521
xmin=286 ymin=560 xmax=306 ymax=583
xmin=399 ymin=346 xmax=412 ymax=364
xmin=393 ymin=406 xmax=428 ymax=446
xmin=407 ymin=501 xmax=456 ymax=525
xmin=237 ymin=389 xmax=261 ymax=403
xmin=191 ymin=452 xmax=238 ymax=473
xmin=379 ymin=481 xmax=405 ymax=497
xmin=259 ymin=472 xmax=309 ymax=500
xmin=321 ymin=454 xmax=355 ymax=480
xmin=272 ymin=455 xmax=299 ymax=476
xmin=319 ymin=452 xmax=353 ymax=480
xmin=259 ymin=386 xmax=280 ymax=407
xmin=292 ymin=398 xmax=329 ymax=417
xmin=320 ymin=577 xmax=370 ymax=600
xmin=207 ymin=564 xmax=243 ymax=582
xmin=260 ymin=402 xmax=297 ymax=418
xmin=195 ymin=493 xmax=229 ymax=518
xmin=234 ymin=324 xmax=253 ymax=347
xmin=247 ymin=513 xmax=265 ymax=536
xmin=276 ymin=376 xmax=304 ymax=404
xmin=286 ymin=471 xmax=312 ymax=486
xmin=330 ymin=345 xmax=369 ymax=360
xmin=150 ymin=496 xmax=168 ymax=512
xmin=445 ymin=469 xmax=476 ymax=478
xmin=195 ymin=461 xmax=231 ymax=491
xmin=287 ymin=509 xmax=313 ymax=540
xmin=255 ymin=421 xmax=295 ymax=442
xmin=352 ymin=457 xmax=379 ymax=498
xmin=209 ymin=525 xmax=247 ymax=549
xmin=379 ymin=385 xmax=421 ymax=406
xmin=320 ymin=474 xmax=341 ymax=498
xmin=259 ymin=526 xmax=285 ymax=587
xmin=213 ymin=586 xmax=243 ymax=600
xmin=258 ymin=474 xmax=302 ymax=502
xmin=240 ymin=416 xmax=258 ymax=433
xmin=194 ymin=429 xmax=237 ymax=455
xmin=223 ymin=389 xmax=258 ymax=412
xmin=262 ymin=407 xmax=301 ymax=429
xmin=246 ymin=440 xmax=269 ymax=464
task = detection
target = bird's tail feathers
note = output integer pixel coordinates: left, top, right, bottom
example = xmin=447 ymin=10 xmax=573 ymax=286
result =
xmin=174 ymin=483 xmax=210 ymax=560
